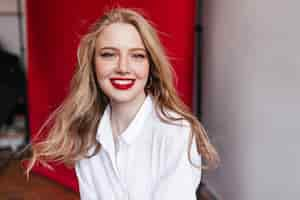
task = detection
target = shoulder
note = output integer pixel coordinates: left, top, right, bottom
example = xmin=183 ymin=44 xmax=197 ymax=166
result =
xmin=153 ymin=108 xmax=191 ymax=136
xmin=151 ymin=108 xmax=192 ymax=150
xmin=151 ymin=107 xmax=201 ymax=164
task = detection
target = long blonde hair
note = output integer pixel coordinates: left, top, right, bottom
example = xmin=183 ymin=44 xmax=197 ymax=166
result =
xmin=27 ymin=8 xmax=219 ymax=174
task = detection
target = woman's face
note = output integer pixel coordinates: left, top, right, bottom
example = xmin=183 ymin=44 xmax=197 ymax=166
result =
xmin=94 ymin=22 xmax=150 ymax=105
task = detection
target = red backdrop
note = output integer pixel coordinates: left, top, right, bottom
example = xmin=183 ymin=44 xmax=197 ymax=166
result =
xmin=26 ymin=0 xmax=196 ymax=191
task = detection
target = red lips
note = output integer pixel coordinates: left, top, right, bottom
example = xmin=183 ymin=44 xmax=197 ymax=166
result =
xmin=110 ymin=77 xmax=135 ymax=90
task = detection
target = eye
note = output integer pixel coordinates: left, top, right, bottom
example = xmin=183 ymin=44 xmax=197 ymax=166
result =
xmin=100 ymin=52 xmax=115 ymax=58
xmin=132 ymin=53 xmax=146 ymax=59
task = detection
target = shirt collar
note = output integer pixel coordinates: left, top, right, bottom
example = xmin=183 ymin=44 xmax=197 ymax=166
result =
xmin=96 ymin=95 xmax=154 ymax=153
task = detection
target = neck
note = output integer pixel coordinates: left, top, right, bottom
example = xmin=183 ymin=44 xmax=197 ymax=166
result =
xmin=110 ymin=93 xmax=146 ymax=138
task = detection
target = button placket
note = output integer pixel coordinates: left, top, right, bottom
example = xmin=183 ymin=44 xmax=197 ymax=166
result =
xmin=116 ymin=140 xmax=129 ymax=198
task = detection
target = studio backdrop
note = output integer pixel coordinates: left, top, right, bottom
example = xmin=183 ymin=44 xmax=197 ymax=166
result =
xmin=26 ymin=0 xmax=196 ymax=191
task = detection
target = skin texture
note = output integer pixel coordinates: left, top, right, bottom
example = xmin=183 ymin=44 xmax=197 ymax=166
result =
xmin=94 ymin=22 xmax=150 ymax=137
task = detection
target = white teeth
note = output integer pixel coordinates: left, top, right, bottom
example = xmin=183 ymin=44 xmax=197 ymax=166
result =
xmin=112 ymin=80 xmax=133 ymax=85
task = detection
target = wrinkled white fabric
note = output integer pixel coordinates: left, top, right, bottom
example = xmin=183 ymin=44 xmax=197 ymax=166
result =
xmin=75 ymin=96 xmax=201 ymax=200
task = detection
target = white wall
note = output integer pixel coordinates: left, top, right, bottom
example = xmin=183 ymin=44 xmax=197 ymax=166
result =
xmin=0 ymin=0 xmax=24 ymax=56
xmin=0 ymin=0 xmax=17 ymax=13
xmin=0 ymin=17 xmax=20 ymax=54
xmin=201 ymin=0 xmax=300 ymax=199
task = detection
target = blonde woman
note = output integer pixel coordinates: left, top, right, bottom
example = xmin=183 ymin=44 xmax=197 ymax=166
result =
xmin=27 ymin=8 xmax=219 ymax=200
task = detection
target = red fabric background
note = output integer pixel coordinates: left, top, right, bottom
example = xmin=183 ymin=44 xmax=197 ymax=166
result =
xmin=26 ymin=0 xmax=195 ymax=191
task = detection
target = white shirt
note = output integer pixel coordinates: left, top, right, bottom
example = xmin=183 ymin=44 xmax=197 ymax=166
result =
xmin=75 ymin=96 xmax=202 ymax=200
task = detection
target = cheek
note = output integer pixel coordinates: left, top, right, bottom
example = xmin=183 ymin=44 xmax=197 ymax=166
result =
xmin=94 ymin=61 xmax=111 ymax=81
xmin=134 ymin=63 xmax=150 ymax=80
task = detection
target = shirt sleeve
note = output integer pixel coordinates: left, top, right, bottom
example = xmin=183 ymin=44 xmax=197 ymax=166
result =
xmin=152 ymin=124 xmax=202 ymax=200
xmin=75 ymin=162 xmax=98 ymax=200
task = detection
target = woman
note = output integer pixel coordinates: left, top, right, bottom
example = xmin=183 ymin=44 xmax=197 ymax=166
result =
xmin=27 ymin=8 xmax=219 ymax=200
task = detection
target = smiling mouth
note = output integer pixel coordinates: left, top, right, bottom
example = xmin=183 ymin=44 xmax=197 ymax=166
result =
xmin=110 ymin=78 xmax=135 ymax=90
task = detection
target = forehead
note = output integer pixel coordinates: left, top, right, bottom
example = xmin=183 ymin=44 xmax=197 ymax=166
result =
xmin=95 ymin=22 xmax=145 ymax=49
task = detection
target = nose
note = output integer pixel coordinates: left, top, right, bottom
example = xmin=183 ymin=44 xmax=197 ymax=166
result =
xmin=117 ymin=54 xmax=129 ymax=73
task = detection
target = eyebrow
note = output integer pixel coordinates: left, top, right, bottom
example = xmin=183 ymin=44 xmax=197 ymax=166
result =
xmin=99 ymin=46 xmax=147 ymax=52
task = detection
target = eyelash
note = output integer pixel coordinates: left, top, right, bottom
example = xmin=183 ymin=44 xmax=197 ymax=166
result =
xmin=100 ymin=52 xmax=115 ymax=58
xmin=100 ymin=52 xmax=146 ymax=59
xmin=132 ymin=53 xmax=146 ymax=59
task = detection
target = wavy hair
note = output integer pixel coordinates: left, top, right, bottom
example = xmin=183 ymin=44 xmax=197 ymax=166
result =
xmin=27 ymin=8 xmax=219 ymax=174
